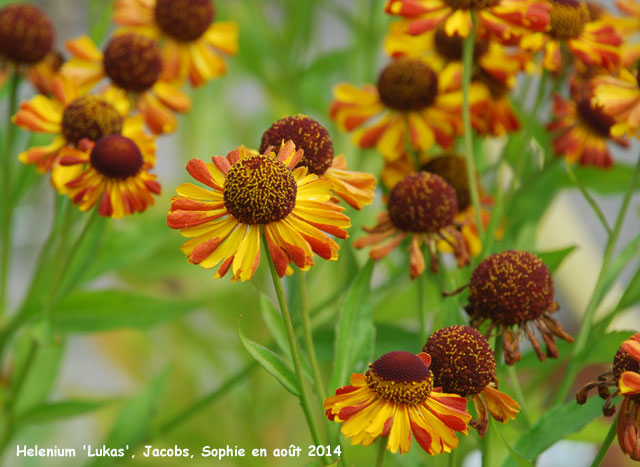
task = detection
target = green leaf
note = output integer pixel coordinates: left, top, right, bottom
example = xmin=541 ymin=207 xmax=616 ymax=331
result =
xmin=615 ymin=266 xmax=640 ymax=311
xmin=330 ymin=261 xmax=375 ymax=389
xmin=581 ymin=330 xmax=633 ymax=366
xmin=537 ymin=246 xmax=577 ymax=274
xmin=237 ymin=324 xmax=300 ymax=397
xmin=492 ymin=423 xmax=533 ymax=467
xmin=563 ymin=163 xmax=640 ymax=195
xmin=87 ymin=369 xmax=168 ymax=467
xmin=259 ymin=294 xmax=290 ymax=359
xmin=17 ymin=399 xmax=115 ymax=425
xmin=51 ymin=290 xmax=200 ymax=333
xmin=502 ymin=397 xmax=604 ymax=467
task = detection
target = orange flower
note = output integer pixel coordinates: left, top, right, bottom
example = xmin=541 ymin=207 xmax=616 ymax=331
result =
xmin=13 ymin=77 xmax=155 ymax=193
xmin=113 ymin=0 xmax=238 ymax=87
xmin=167 ymin=143 xmax=351 ymax=282
xmin=384 ymin=0 xmax=550 ymax=43
xmin=61 ymin=33 xmax=191 ymax=134
xmin=592 ymin=68 xmax=640 ymax=138
xmin=325 ymin=351 xmax=471 ymax=455
xmin=330 ymin=59 xmax=487 ymax=161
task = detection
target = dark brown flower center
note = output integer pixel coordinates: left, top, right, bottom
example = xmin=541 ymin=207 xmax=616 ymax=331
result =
xmin=434 ymin=26 xmax=489 ymax=62
xmin=549 ymin=0 xmax=589 ymax=40
xmin=469 ymin=251 xmax=555 ymax=326
xmin=388 ymin=172 xmax=458 ymax=232
xmin=422 ymin=154 xmax=471 ymax=210
xmin=474 ymin=69 xmax=510 ymax=99
xmin=366 ymin=351 xmax=433 ymax=404
xmin=613 ymin=348 xmax=640 ymax=381
xmin=259 ymin=115 xmax=334 ymax=175
xmin=424 ymin=325 xmax=495 ymax=396
xmin=103 ymin=34 xmax=162 ymax=92
xmin=223 ymin=154 xmax=297 ymax=224
xmin=0 ymin=4 xmax=53 ymax=64
xmin=377 ymin=60 xmax=438 ymax=111
xmin=154 ymin=0 xmax=214 ymax=42
xmin=90 ymin=135 xmax=144 ymax=179
xmin=586 ymin=2 xmax=603 ymax=20
xmin=576 ymin=98 xmax=614 ymax=137
xmin=62 ymin=96 xmax=123 ymax=146
xmin=442 ymin=0 xmax=501 ymax=9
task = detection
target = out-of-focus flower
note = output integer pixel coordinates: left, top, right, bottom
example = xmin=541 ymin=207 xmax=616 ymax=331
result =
xmin=0 ymin=3 xmax=57 ymax=92
xmin=61 ymin=33 xmax=191 ymax=134
xmin=384 ymin=0 xmax=550 ymax=43
xmin=26 ymin=50 xmax=64 ymax=95
xmin=521 ymin=0 xmax=622 ymax=73
xmin=113 ymin=0 xmax=238 ymax=87
xmin=60 ymin=135 xmax=161 ymax=218
xmin=462 ymin=250 xmax=574 ymax=365
xmin=424 ymin=325 xmax=520 ymax=436
xmin=381 ymin=153 xmax=493 ymax=257
xmin=167 ymin=142 xmax=351 ymax=282
xmin=324 ymin=351 xmax=471 ymax=455
xmin=259 ymin=115 xmax=376 ymax=210
xmin=577 ymin=333 xmax=640 ymax=461
xmin=354 ymin=171 xmax=470 ymax=277
xmin=13 ymin=77 xmax=155 ymax=193
xmin=592 ymin=68 xmax=640 ymax=138
xmin=547 ymin=92 xmax=628 ymax=168
xmin=329 ymin=59 xmax=487 ymax=161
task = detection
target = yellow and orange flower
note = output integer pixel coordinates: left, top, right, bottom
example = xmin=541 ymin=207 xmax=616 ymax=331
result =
xmin=61 ymin=33 xmax=191 ymax=134
xmin=577 ymin=333 xmax=640 ymax=461
xmin=330 ymin=59 xmax=487 ymax=161
xmin=259 ymin=115 xmax=376 ymax=210
xmin=425 ymin=326 xmax=520 ymax=436
xmin=60 ymin=134 xmax=161 ymax=218
xmin=0 ymin=4 xmax=59 ymax=94
xmin=592 ymin=68 xmax=640 ymax=138
xmin=355 ymin=171 xmax=470 ymax=278
xmin=547 ymin=92 xmax=628 ymax=168
xmin=324 ymin=351 xmax=471 ymax=455
xmin=521 ymin=0 xmax=622 ymax=73
xmin=113 ymin=0 xmax=238 ymax=87
xmin=13 ymin=77 xmax=155 ymax=193
xmin=166 ymin=142 xmax=351 ymax=282
xmin=384 ymin=0 xmax=550 ymax=43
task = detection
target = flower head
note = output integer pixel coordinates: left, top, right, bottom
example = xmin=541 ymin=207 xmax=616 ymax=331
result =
xmin=592 ymin=68 xmax=640 ymax=139
xmin=61 ymin=134 xmax=161 ymax=218
xmin=324 ymin=351 xmax=471 ymax=455
xmin=13 ymin=77 xmax=155 ymax=193
xmin=259 ymin=115 xmax=377 ymax=209
xmin=424 ymin=325 xmax=520 ymax=436
xmin=577 ymin=333 xmax=640 ymax=461
xmin=113 ymin=0 xmax=238 ymax=87
xmin=167 ymin=142 xmax=351 ymax=282
xmin=61 ymin=34 xmax=191 ymax=134
xmin=464 ymin=250 xmax=574 ymax=365
xmin=330 ymin=59 xmax=486 ymax=161
xmin=547 ymin=91 xmax=628 ymax=168
xmin=355 ymin=172 xmax=470 ymax=277
xmin=0 ymin=3 xmax=53 ymax=64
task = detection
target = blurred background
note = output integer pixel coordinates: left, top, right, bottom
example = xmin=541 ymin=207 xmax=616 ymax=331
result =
xmin=3 ymin=0 xmax=639 ymax=466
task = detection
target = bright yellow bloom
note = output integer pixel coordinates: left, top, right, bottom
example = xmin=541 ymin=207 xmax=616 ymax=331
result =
xmin=167 ymin=142 xmax=351 ymax=282
xmin=113 ymin=0 xmax=238 ymax=87
xmin=592 ymin=68 xmax=640 ymax=138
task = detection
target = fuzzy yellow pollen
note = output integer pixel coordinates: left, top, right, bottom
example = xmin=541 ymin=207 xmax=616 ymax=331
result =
xmin=366 ymin=370 xmax=433 ymax=405
xmin=549 ymin=0 xmax=589 ymax=40
xmin=62 ymin=96 xmax=123 ymax=146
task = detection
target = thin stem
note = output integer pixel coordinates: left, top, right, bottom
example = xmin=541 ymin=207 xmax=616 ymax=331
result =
xmin=461 ymin=13 xmax=484 ymax=239
xmin=565 ymin=160 xmax=611 ymax=235
xmin=375 ymin=437 xmax=386 ymax=467
xmin=554 ymin=155 xmax=640 ymax=405
xmin=417 ymin=272 xmax=427 ymax=345
xmin=1 ymin=72 xmax=21 ymax=315
xmin=483 ymin=335 xmax=503 ymax=467
xmin=532 ymin=69 xmax=549 ymax=117
xmin=298 ymin=271 xmax=327 ymax=402
xmin=590 ymin=415 xmax=617 ymax=467
xmin=261 ymin=235 xmax=327 ymax=461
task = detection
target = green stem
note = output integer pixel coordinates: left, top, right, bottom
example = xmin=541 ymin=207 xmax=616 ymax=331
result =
xmin=565 ymin=160 xmax=611 ymax=235
xmin=553 ymin=155 xmax=640 ymax=406
xmin=506 ymin=364 xmax=530 ymax=428
xmin=298 ymin=272 xmax=327 ymax=402
xmin=1 ymin=72 xmax=21 ymax=316
xmin=461 ymin=13 xmax=484 ymax=239
xmin=484 ymin=335 xmax=503 ymax=467
xmin=532 ymin=69 xmax=549 ymax=117
xmin=262 ymin=235 xmax=327 ymax=462
xmin=375 ymin=437 xmax=386 ymax=467
xmin=590 ymin=415 xmax=617 ymax=467
xmin=417 ymin=272 xmax=427 ymax=345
